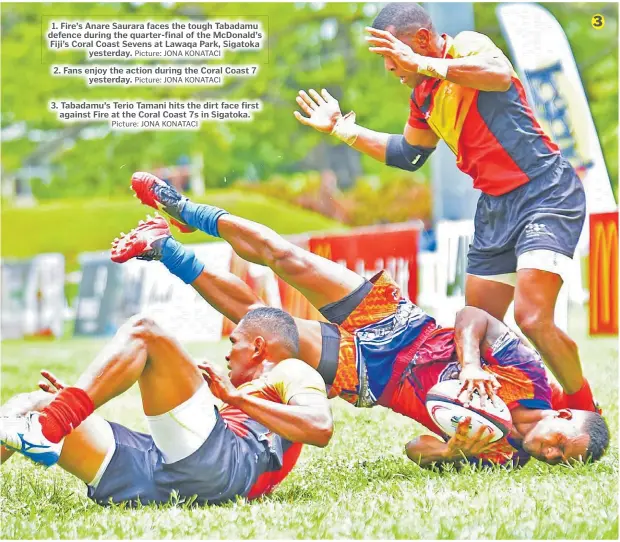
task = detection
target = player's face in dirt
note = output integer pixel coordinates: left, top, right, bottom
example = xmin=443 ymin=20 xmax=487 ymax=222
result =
xmin=521 ymin=410 xmax=590 ymax=464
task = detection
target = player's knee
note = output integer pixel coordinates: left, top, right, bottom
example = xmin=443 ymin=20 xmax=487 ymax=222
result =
xmin=123 ymin=313 xmax=167 ymax=343
xmin=514 ymin=305 xmax=551 ymax=339
xmin=263 ymin=239 xmax=306 ymax=274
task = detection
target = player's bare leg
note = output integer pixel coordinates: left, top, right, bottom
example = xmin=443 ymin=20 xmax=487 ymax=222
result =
xmin=111 ymin=216 xmax=326 ymax=371
xmin=513 ymin=269 xmax=595 ymax=410
xmin=131 ymin=172 xmax=365 ymax=310
xmin=465 ymin=274 xmax=515 ymax=321
xmin=216 ymin=216 xmax=365 ymax=309
xmin=58 ymin=416 xmax=116 ymax=485
xmin=513 ymin=269 xmax=581 ymax=390
xmin=72 ymin=316 xmax=204 ymax=416
xmin=1 ymin=314 xmax=205 ymax=470
xmin=193 ymin=266 xmax=325 ymax=370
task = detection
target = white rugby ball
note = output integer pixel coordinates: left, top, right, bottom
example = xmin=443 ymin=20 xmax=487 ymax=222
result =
xmin=426 ymin=379 xmax=513 ymax=443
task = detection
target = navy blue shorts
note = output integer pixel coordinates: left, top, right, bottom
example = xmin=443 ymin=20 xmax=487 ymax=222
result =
xmin=87 ymin=410 xmax=271 ymax=507
xmin=467 ymin=158 xmax=586 ymax=276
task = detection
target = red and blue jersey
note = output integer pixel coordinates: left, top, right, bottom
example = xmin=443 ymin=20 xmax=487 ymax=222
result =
xmin=408 ymin=32 xmax=561 ymax=196
xmin=219 ymin=358 xmax=326 ymax=499
xmin=387 ymin=327 xmax=553 ymax=463
xmin=327 ymin=272 xmax=435 ymax=407
xmin=326 ymin=272 xmax=555 ymax=464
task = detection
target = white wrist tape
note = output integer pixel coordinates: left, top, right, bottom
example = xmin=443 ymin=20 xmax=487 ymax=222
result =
xmin=331 ymin=111 xmax=359 ymax=146
xmin=417 ymin=57 xmax=448 ymax=80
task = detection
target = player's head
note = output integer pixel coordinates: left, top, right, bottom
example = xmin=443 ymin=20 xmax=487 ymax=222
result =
xmin=372 ymin=2 xmax=439 ymax=88
xmin=521 ymin=409 xmax=610 ymax=465
xmin=226 ymin=307 xmax=300 ymax=386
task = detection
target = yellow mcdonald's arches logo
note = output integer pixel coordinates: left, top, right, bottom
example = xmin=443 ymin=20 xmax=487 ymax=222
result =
xmin=591 ymin=219 xmax=618 ymax=333
xmin=312 ymin=242 xmax=332 ymax=260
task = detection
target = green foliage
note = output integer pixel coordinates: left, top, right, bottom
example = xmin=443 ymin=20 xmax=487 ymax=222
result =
xmin=1 ymin=3 xmax=617 ymax=201
xmin=239 ymin=169 xmax=432 ymax=226
xmin=1 ymin=309 xmax=617 ymax=539
xmin=343 ymin=174 xmax=432 ymax=226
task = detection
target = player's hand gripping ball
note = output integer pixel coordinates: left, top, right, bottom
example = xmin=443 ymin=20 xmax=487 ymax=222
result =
xmin=426 ymin=379 xmax=513 ymax=443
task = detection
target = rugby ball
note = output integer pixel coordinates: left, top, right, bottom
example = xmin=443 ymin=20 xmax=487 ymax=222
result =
xmin=426 ymin=379 xmax=512 ymax=443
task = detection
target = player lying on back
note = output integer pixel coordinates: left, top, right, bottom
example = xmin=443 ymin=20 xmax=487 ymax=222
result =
xmin=111 ymin=172 xmax=609 ymax=467
xmin=0 ymin=307 xmax=333 ymax=506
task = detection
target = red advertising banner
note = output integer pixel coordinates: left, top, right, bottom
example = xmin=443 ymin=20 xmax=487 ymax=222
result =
xmin=308 ymin=225 xmax=420 ymax=303
xmin=589 ymin=212 xmax=618 ymax=335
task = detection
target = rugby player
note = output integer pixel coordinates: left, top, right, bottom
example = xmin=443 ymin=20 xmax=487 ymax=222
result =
xmin=114 ymin=172 xmax=608 ymax=467
xmin=0 ymin=307 xmax=333 ymax=505
xmin=293 ymin=2 xmax=597 ymax=413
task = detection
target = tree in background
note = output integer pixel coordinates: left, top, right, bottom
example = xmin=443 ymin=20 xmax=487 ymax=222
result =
xmin=1 ymin=2 xmax=617 ymax=205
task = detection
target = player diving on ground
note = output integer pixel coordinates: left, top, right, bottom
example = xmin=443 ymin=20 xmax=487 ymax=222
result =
xmin=113 ymin=172 xmax=609 ymax=467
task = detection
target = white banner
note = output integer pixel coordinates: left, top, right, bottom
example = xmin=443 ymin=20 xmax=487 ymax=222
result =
xmin=120 ymin=243 xmax=232 ymax=342
xmin=430 ymin=220 xmax=474 ymax=327
xmin=1 ymin=260 xmax=33 ymax=339
xmin=119 ymin=242 xmax=283 ymax=342
xmin=1 ymin=254 xmax=65 ymax=339
xmin=497 ymin=3 xmax=617 ymax=250
xmin=25 ymin=254 xmax=66 ymax=337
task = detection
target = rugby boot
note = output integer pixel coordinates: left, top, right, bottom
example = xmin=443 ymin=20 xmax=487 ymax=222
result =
xmin=131 ymin=172 xmax=195 ymax=233
xmin=0 ymin=412 xmax=62 ymax=467
xmin=110 ymin=215 xmax=171 ymax=263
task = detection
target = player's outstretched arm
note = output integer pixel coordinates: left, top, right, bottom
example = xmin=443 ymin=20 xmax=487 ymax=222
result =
xmin=454 ymin=306 xmax=501 ymax=406
xmin=365 ymin=28 xmax=512 ymax=92
xmin=294 ymin=88 xmax=437 ymax=166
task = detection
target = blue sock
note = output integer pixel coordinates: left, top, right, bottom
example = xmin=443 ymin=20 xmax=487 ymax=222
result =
xmin=157 ymin=237 xmax=205 ymax=284
xmin=180 ymin=200 xmax=229 ymax=238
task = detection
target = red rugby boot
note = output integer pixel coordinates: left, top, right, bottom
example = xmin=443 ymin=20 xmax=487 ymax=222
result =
xmin=110 ymin=215 xmax=171 ymax=263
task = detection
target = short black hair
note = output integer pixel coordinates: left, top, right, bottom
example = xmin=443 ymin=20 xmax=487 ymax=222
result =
xmin=582 ymin=412 xmax=610 ymax=462
xmin=240 ymin=307 xmax=300 ymax=357
xmin=372 ymin=3 xmax=433 ymax=35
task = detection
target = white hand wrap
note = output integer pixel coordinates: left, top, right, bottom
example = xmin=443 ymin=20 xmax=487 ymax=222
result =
xmin=330 ymin=111 xmax=359 ymax=146
xmin=417 ymin=57 xmax=449 ymax=80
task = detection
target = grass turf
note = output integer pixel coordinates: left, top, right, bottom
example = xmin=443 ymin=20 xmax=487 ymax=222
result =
xmin=0 ymin=308 xmax=617 ymax=539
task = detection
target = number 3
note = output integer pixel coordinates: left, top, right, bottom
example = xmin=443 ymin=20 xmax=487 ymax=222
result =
xmin=592 ymin=14 xmax=605 ymax=29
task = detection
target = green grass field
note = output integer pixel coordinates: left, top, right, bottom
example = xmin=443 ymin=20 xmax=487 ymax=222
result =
xmin=0 ymin=308 xmax=617 ymax=539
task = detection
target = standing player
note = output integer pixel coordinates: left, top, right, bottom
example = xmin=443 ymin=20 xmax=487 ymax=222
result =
xmin=293 ymin=3 xmax=596 ymax=413
xmin=0 ymin=307 xmax=333 ymax=505
xmin=116 ymin=173 xmax=608 ymax=467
